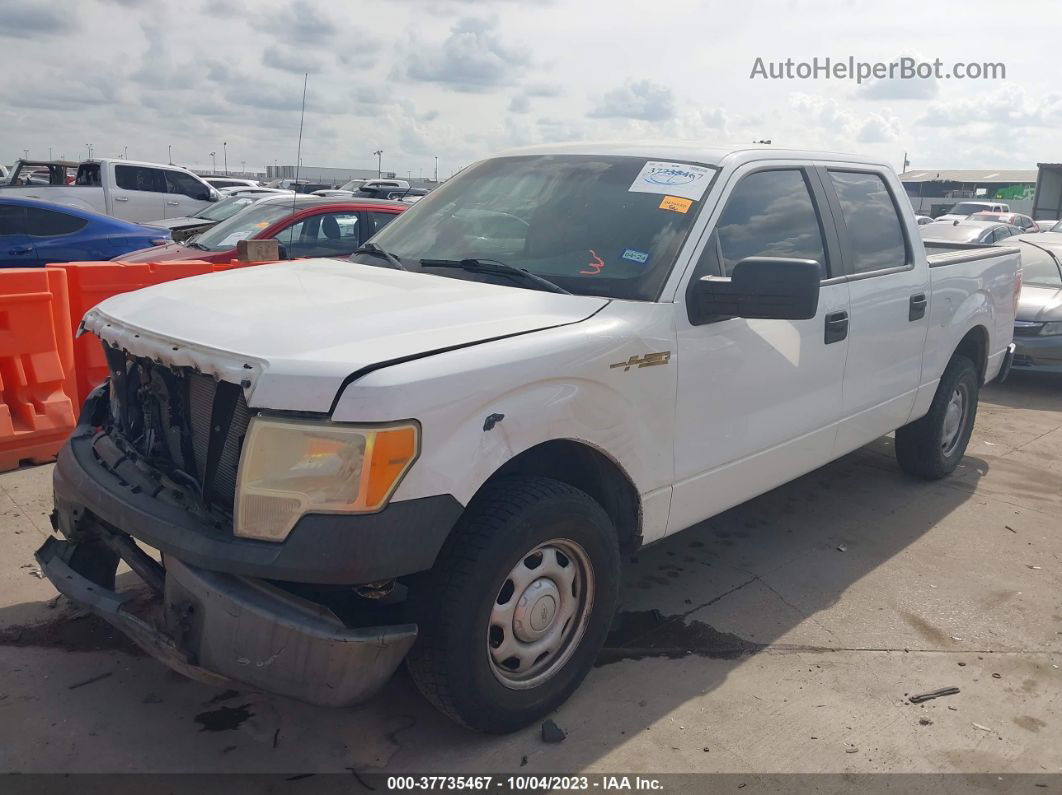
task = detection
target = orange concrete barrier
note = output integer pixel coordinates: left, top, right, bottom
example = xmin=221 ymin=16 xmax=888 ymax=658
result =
xmin=0 ymin=268 xmax=78 ymax=471
xmin=47 ymin=259 xmax=278 ymax=406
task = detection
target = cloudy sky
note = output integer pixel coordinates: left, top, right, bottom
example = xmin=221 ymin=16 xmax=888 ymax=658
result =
xmin=2 ymin=0 xmax=1059 ymax=176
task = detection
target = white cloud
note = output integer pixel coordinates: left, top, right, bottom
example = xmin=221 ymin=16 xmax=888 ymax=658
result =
xmin=588 ymin=80 xmax=675 ymax=122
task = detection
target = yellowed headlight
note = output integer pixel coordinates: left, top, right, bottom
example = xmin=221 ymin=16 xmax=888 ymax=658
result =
xmin=234 ymin=417 xmax=419 ymax=541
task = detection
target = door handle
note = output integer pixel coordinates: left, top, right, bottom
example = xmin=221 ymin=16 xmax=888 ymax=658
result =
xmin=824 ymin=310 xmax=849 ymax=344
xmin=909 ymin=293 xmax=927 ymax=321
xmin=167 ymin=200 xmax=179 ymax=206
xmin=114 ymin=196 xmax=128 ymax=202
xmin=8 ymin=246 xmax=32 ymax=255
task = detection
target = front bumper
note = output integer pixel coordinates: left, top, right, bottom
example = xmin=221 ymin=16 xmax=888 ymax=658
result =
xmin=35 ymin=536 xmax=417 ymax=706
xmin=1012 ymin=333 xmax=1062 ymax=374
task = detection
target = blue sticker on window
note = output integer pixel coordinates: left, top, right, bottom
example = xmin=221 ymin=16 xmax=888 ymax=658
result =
xmin=622 ymin=248 xmax=649 ymax=264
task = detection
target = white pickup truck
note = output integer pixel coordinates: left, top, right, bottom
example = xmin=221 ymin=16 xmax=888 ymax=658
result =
xmin=37 ymin=144 xmax=1019 ymax=733
xmin=3 ymin=159 xmax=219 ymax=223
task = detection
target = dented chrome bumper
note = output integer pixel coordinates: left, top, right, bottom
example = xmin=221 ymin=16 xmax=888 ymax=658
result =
xmin=35 ymin=537 xmax=416 ymax=707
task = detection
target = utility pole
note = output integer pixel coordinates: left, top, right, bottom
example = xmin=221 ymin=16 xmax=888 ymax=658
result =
xmin=210 ymin=151 xmax=216 ymax=173
xmin=223 ymin=141 xmax=228 ymax=175
xmin=168 ymin=144 xmax=173 ymax=164
xmin=374 ymin=149 xmax=383 ymax=178
xmin=902 ymin=151 xmax=910 ymax=174
xmin=434 ymin=155 xmax=439 ymax=182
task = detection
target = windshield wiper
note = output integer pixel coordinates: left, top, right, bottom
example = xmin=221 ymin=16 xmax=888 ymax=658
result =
xmin=419 ymin=258 xmax=571 ymax=295
xmin=353 ymin=241 xmax=407 ymax=270
xmin=185 ymin=240 xmax=208 ymax=250
xmin=1015 ymin=238 xmax=1062 ymax=282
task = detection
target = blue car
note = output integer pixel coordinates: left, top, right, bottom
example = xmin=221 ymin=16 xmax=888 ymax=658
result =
xmin=0 ymin=196 xmax=170 ymax=266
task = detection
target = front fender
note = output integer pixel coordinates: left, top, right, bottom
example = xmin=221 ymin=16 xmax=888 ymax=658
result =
xmin=331 ymin=305 xmax=677 ymax=531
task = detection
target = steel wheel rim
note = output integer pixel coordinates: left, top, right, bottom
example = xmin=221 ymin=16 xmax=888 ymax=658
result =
xmin=941 ymin=383 xmax=968 ymax=457
xmin=487 ymin=538 xmax=595 ymax=690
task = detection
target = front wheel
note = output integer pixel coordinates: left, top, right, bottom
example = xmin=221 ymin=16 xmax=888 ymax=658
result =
xmin=896 ymin=354 xmax=980 ymax=479
xmin=405 ymin=475 xmax=620 ymax=733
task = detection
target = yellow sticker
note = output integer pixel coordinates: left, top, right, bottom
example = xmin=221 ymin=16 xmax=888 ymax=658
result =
xmin=254 ymin=222 xmax=269 ymax=228
xmin=659 ymin=195 xmax=693 ymax=213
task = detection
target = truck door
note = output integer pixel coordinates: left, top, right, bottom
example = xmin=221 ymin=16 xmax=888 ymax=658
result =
xmin=817 ymin=167 xmax=930 ymax=455
xmin=163 ymin=170 xmax=214 ymax=218
xmin=111 ymin=164 xmax=168 ymax=222
xmin=668 ymin=164 xmax=851 ymax=535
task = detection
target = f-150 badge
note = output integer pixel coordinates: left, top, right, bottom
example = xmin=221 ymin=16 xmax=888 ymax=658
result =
xmin=610 ymin=352 xmax=671 ymax=372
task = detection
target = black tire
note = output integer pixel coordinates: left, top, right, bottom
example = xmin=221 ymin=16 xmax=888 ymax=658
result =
xmin=895 ymin=355 xmax=979 ymax=479
xmin=405 ymin=475 xmax=620 ymax=733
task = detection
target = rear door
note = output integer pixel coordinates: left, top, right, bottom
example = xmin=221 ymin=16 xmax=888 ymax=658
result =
xmin=818 ymin=166 xmax=930 ymax=455
xmin=0 ymin=204 xmax=38 ymax=266
xmin=112 ymin=164 xmax=169 ymax=222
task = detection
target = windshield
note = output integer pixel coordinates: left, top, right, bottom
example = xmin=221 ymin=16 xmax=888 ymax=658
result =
xmin=1015 ymin=241 xmax=1062 ymax=287
xmin=338 ymin=179 xmax=365 ymax=191
xmin=358 ymin=154 xmax=717 ymax=300
xmin=949 ymin=202 xmax=993 ymax=216
xmin=192 ymin=201 xmax=297 ymax=251
xmin=192 ymin=195 xmax=255 ymax=221
xmin=1045 ymin=220 xmax=1062 ymax=232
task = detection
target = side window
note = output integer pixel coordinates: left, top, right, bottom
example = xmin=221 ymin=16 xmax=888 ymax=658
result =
xmin=0 ymin=205 xmax=26 ymax=235
xmin=115 ymin=165 xmax=166 ymax=193
xmin=23 ymin=207 xmax=88 ymax=236
xmin=277 ymin=212 xmax=360 ymax=257
xmin=370 ymin=211 xmax=400 ymax=235
xmin=828 ymin=171 xmax=907 ymax=274
xmin=692 ymin=169 xmax=828 ymax=280
xmin=166 ymin=171 xmax=209 ymax=199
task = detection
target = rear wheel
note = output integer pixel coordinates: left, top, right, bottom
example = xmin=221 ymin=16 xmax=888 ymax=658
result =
xmin=405 ymin=475 xmax=620 ymax=733
xmin=896 ymin=355 xmax=979 ymax=479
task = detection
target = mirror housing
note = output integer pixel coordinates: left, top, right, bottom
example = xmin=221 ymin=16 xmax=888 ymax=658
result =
xmin=688 ymin=257 xmax=821 ymax=325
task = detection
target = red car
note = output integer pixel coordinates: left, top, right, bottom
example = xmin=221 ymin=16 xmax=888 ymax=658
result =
xmin=116 ymin=195 xmax=408 ymax=263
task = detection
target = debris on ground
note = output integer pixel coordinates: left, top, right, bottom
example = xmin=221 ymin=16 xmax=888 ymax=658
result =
xmin=844 ymin=746 xmax=858 ymax=753
xmin=992 ymin=673 xmax=1002 ymax=679
xmin=67 ymin=671 xmax=113 ymax=690
xmin=919 ymin=718 xmax=933 ymax=726
xmin=972 ymin=722 xmax=994 ymax=733
xmin=1005 ymin=526 xmax=1017 ymax=533
xmin=909 ymin=686 xmax=960 ymax=704
xmin=520 ymin=756 xmax=528 ymax=767
xmin=541 ymin=719 xmax=567 ymax=744
xmin=837 ymin=544 xmax=847 ymax=552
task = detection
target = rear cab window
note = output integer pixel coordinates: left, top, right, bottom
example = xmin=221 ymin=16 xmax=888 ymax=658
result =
xmin=827 ymin=170 xmax=909 ymax=274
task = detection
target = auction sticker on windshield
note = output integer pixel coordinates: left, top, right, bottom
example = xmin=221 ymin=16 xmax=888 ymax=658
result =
xmin=629 ymin=161 xmax=713 ymax=201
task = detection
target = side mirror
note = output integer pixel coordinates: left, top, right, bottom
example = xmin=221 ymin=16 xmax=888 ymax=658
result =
xmin=688 ymin=257 xmax=821 ymax=325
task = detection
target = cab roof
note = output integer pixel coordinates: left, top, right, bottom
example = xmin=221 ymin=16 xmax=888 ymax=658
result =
xmin=497 ymin=141 xmax=892 ymax=170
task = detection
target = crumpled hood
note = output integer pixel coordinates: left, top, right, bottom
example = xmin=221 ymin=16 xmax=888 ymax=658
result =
xmin=1017 ymin=283 xmax=1062 ymax=321
xmin=83 ymin=258 xmax=608 ymax=413
xmin=142 ymin=216 xmax=209 ymax=231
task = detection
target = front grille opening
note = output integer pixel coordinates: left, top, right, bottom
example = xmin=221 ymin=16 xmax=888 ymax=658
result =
xmin=103 ymin=343 xmax=250 ymax=517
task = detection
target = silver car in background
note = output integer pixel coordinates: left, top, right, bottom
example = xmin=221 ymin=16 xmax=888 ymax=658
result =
xmin=1006 ymin=236 xmax=1062 ymax=373
xmin=919 ymin=219 xmax=1022 ymax=245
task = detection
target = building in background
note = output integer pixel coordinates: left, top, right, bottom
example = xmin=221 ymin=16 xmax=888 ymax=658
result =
xmin=1032 ymin=163 xmax=1062 ymax=224
xmin=899 ymin=169 xmax=1037 ymax=217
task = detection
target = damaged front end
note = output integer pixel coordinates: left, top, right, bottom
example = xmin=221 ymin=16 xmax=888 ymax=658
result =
xmin=35 ymin=344 xmax=421 ymax=707
xmin=35 ymin=536 xmax=416 ymax=706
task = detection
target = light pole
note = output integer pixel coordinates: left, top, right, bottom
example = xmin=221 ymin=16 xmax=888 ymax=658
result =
xmin=223 ymin=141 xmax=228 ymax=175
xmin=373 ymin=149 xmax=383 ymax=178
xmin=22 ymin=149 xmax=29 ymax=160
xmin=123 ymin=145 xmax=128 ymax=160
xmin=434 ymin=155 xmax=438 ymax=182
xmin=241 ymin=160 xmax=246 ymax=175
xmin=210 ymin=151 xmax=216 ymax=173
xmin=48 ymin=147 xmax=52 ymax=161
xmin=86 ymin=143 xmax=93 ymax=159
xmin=168 ymin=144 xmax=172 ymax=164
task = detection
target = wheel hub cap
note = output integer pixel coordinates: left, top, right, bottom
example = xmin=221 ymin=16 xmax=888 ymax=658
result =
xmin=514 ymin=579 xmax=560 ymax=641
xmin=941 ymin=386 xmax=966 ymax=456
xmin=487 ymin=539 xmax=595 ymax=690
